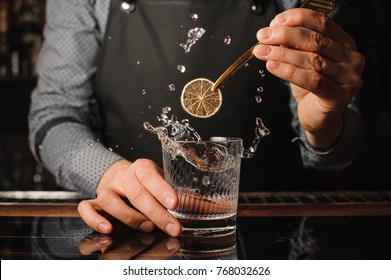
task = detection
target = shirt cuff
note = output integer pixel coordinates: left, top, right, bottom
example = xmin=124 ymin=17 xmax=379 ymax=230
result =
xmin=292 ymin=108 xmax=365 ymax=170
xmin=40 ymin=122 xmax=123 ymax=197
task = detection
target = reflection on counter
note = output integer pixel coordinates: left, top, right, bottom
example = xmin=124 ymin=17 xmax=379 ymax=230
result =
xmin=0 ymin=217 xmax=241 ymax=260
xmin=1 ymin=216 xmax=390 ymax=260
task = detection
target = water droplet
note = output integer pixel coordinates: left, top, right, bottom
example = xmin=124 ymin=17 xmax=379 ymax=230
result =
xmin=148 ymin=105 xmax=152 ymax=109
xmin=255 ymin=95 xmax=262 ymax=103
xmin=87 ymin=142 xmax=93 ymax=146
xmin=177 ymin=65 xmax=186 ymax=73
xmin=257 ymin=87 xmax=264 ymax=93
xmin=224 ymin=36 xmax=232 ymax=45
xmin=202 ymin=176 xmax=210 ymax=186
xmin=244 ymin=63 xmax=249 ymax=67
xmin=190 ymin=13 xmax=198 ymax=21
xmin=108 ymin=36 xmax=112 ymax=40
xmin=121 ymin=2 xmax=135 ymax=13
xmin=136 ymin=61 xmax=141 ymax=65
xmin=142 ymin=89 xmax=147 ymax=95
xmin=168 ymin=84 xmax=176 ymax=92
xmin=108 ymin=148 xmax=113 ymax=152
xmin=33 ymin=174 xmax=42 ymax=183
xmin=96 ymin=138 xmax=100 ymax=142
xmin=115 ymin=145 xmax=119 ymax=148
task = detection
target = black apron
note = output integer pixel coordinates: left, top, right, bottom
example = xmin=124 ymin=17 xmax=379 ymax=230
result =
xmin=95 ymin=0 xmax=304 ymax=191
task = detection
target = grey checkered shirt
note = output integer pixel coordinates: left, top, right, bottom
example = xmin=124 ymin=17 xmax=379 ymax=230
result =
xmin=28 ymin=0 xmax=365 ymax=197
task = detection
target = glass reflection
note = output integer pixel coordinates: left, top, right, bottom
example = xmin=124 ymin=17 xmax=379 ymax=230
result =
xmin=2 ymin=216 xmax=391 ymax=259
xmin=30 ymin=217 xmax=240 ymax=260
xmin=172 ymin=230 xmax=238 ymax=260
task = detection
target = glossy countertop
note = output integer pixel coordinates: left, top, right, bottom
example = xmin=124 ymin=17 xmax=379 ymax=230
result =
xmin=1 ymin=190 xmax=391 ymax=260
xmin=0 ymin=216 xmax=391 ymax=260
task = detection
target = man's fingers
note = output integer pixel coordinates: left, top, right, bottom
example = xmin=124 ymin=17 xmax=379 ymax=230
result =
xmin=78 ymin=200 xmax=113 ymax=234
xmin=95 ymin=190 xmax=156 ymax=233
xmin=125 ymin=159 xmax=182 ymax=237
xmin=256 ymin=25 xmax=345 ymax=62
xmin=270 ymin=8 xmax=356 ymax=49
xmin=132 ymin=159 xmax=178 ymax=210
xmin=79 ymin=159 xmax=182 ymax=237
xmin=123 ymin=178 xmax=182 ymax=237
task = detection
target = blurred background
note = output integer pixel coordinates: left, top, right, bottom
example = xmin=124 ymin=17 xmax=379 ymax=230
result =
xmin=0 ymin=0 xmax=390 ymax=192
xmin=0 ymin=0 xmax=58 ymax=192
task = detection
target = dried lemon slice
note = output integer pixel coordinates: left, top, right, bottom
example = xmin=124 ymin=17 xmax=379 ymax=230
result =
xmin=180 ymin=78 xmax=222 ymax=118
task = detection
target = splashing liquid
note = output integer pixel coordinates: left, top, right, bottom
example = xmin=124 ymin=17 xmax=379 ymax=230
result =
xmin=241 ymin=117 xmax=270 ymax=159
xmin=144 ymin=107 xmax=270 ymax=169
xmin=180 ymin=27 xmax=206 ymax=53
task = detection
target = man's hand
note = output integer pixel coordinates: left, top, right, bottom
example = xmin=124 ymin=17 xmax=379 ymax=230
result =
xmin=78 ymin=159 xmax=182 ymax=237
xmin=254 ymin=8 xmax=365 ymax=149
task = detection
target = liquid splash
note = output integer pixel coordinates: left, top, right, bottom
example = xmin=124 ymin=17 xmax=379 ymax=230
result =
xmin=144 ymin=107 xmax=270 ymax=169
xmin=242 ymin=117 xmax=270 ymax=159
xmin=148 ymin=107 xmax=201 ymax=141
xmin=180 ymin=27 xmax=206 ymax=53
xmin=144 ymin=107 xmax=232 ymax=172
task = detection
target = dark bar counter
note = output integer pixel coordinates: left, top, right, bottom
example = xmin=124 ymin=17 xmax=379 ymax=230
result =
xmin=1 ymin=191 xmax=391 ymax=260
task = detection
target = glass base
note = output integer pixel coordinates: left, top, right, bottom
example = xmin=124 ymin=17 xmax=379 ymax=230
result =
xmin=173 ymin=214 xmax=237 ymax=235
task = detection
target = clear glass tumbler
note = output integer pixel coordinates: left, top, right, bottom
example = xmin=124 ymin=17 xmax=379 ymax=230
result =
xmin=163 ymin=137 xmax=243 ymax=236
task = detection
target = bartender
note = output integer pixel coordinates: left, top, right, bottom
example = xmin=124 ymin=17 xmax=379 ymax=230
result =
xmin=28 ymin=0 xmax=365 ymax=237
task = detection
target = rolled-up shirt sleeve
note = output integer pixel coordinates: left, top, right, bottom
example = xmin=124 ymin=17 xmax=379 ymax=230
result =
xmin=28 ymin=0 xmax=122 ymax=197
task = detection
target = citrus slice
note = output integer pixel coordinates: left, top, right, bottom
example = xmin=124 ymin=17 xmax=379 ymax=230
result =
xmin=180 ymin=78 xmax=222 ymax=118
